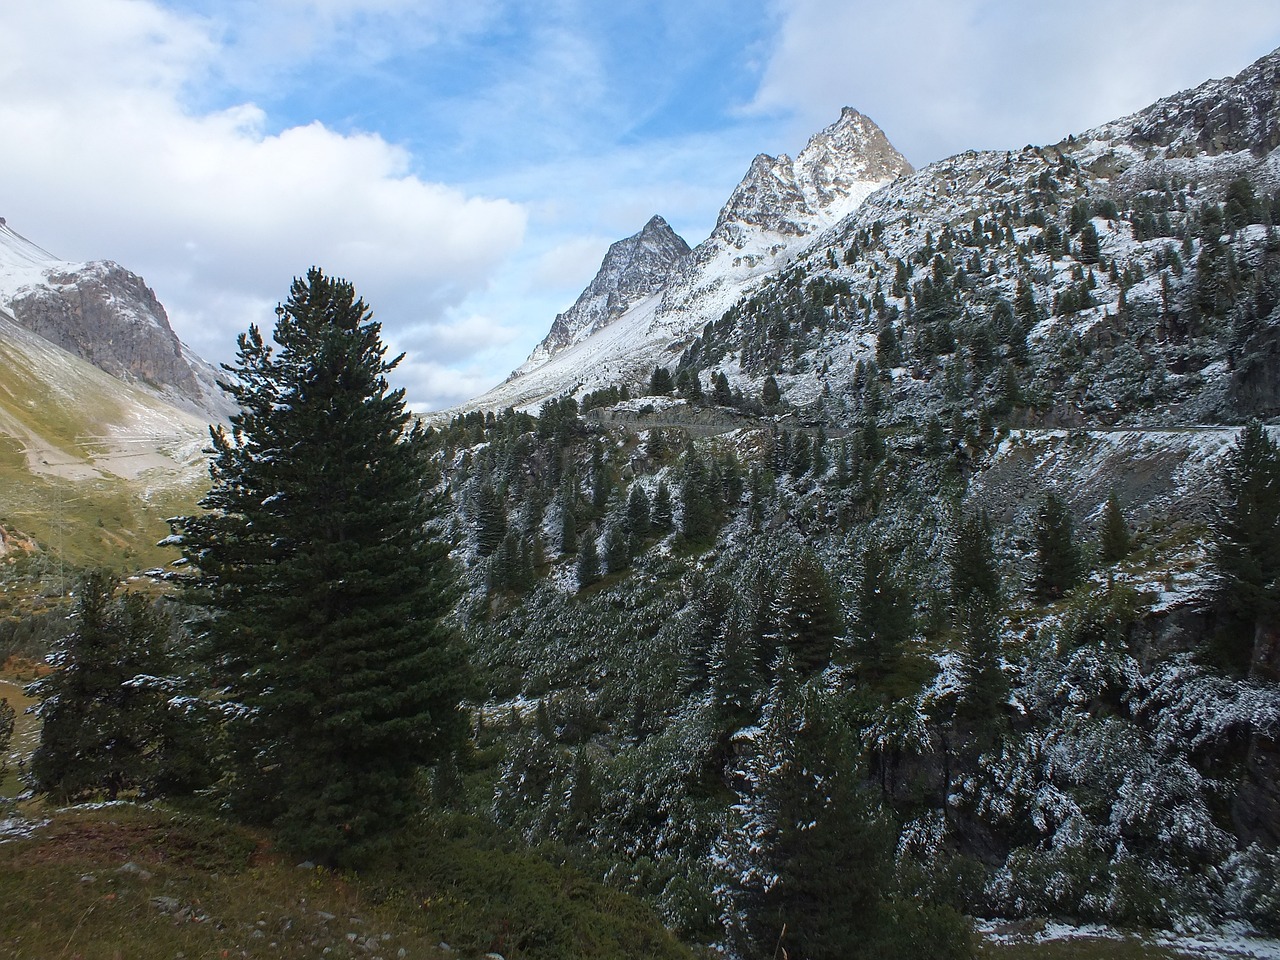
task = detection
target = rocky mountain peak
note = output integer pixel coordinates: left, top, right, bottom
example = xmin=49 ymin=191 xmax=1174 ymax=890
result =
xmin=519 ymin=215 xmax=692 ymax=367
xmin=711 ymin=107 xmax=912 ymax=249
xmin=0 ymin=220 xmax=232 ymax=420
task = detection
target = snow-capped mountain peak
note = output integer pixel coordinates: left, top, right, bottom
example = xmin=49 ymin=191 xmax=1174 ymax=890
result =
xmin=0 ymin=219 xmax=232 ymax=420
xmin=518 ymin=215 xmax=692 ymax=370
xmin=465 ymin=108 xmax=911 ymax=413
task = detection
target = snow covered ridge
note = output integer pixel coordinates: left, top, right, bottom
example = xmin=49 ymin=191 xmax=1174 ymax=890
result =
xmin=463 ymin=108 xmax=911 ymax=414
xmin=459 ymin=44 xmax=1280 ymax=421
xmin=0 ymin=219 xmax=232 ymax=422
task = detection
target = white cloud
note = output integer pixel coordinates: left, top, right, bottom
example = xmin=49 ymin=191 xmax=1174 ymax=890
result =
xmin=748 ymin=0 xmax=1280 ymax=165
xmin=0 ymin=0 xmax=525 ymax=389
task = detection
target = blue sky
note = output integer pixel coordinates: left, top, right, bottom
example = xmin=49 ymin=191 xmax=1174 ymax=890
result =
xmin=3 ymin=1 xmax=1280 ymax=410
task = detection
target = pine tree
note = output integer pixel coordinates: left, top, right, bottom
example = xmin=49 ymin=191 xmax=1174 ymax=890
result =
xmin=651 ymin=479 xmax=674 ymax=534
xmin=1214 ymin=421 xmax=1280 ymax=676
xmin=649 ymin=365 xmax=675 ymax=396
xmin=170 ymin=269 xmax=466 ymax=865
xmin=719 ymin=679 xmax=965 ymax=960
xmin=762 ymin=374 xmax=781 ymax=408
xmin=1099 ymin=491 xmax=1132 ymax=564
xmin=625 ymin=483 xmax=651 ymax=546
xmin=603 ymin=522 xmax=630 ymax=575
xmin=948 ymin=510 xmax=1000 ymax=610
xmin=1031 ymin=490 xmax=1083 ymax=600
xmin=559 ymin=499 xmax=578 ymax=556
xmin=680 ymin=445 xmax=719 ymax=544
xmin=577 ymin=528 xmax=601 ymax=589
xmin=774 ymin=549 xmax=843 ymax=675
xmin=713 ymin=371 xmax=733 ymax=406
xmin=472 ymin=480 xmax=507 ymax=556
xmin=854 ymin=542 xmax=914 ymax=681
xmin=1078 ymin=222 xmax=1101 ymax=264
xmin=28 ymin=571 xmax=173 ymax=802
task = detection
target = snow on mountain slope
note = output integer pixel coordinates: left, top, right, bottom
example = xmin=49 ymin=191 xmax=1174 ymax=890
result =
xmin=461 ymin=108 xmax=912 ymax=413
xmin=517 ymin=215 xmax=692 ymax=371
xmin=0 ymin=219 xmax=233 ymax=421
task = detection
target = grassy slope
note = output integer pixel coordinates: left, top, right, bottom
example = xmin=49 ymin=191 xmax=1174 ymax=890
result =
xmin=0 ymin=804 xmax=697 ymax=960
xmin=0 ymin=322 xmax=209 ymax=572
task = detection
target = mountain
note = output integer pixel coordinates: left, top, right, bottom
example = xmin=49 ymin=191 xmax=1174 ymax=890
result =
xmin=518 ymin=216 xmax=693 ymax=370
xmin=418 ymin=45 xmax=1280 ymax=954
xmin=0 ymin=302 xmax=210 ymax=570
xmin=0 ymin=220 xmax=232 ymax=421
xmin=464 ymin=107 xmax=913 ymax=412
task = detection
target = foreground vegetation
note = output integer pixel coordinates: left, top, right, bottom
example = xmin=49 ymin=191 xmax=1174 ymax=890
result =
xmin=0 ymin=803 xmax=696 ymax=960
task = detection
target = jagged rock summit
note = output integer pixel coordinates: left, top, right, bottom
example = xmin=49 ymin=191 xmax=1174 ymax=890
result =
xmin=519 ymin=215 xmax=692 ymax=370
xmin=0 ymin=219 xmax=231 ymax=421
xmin=464 ymin=107 xmax=911 ymax=412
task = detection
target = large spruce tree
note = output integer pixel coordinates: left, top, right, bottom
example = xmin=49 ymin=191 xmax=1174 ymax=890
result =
xmin=172 ymin=268 xmax=466 ymax=865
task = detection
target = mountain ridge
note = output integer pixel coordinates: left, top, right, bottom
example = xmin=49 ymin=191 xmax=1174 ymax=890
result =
xmin=462 ymin=107 xmax=912 ymax=413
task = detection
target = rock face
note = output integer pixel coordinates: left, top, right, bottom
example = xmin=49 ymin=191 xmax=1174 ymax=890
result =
xmin=708 ymin=107 xmax=913 ymax=258
xmin=0 ymin=221 xmax=231 ymax=420
xmin=523 ymin=216 xmax=692 ymax=367
xmin=1090 ymin=46 xmax=1280 ymax=157
xmin=9 ymin=262 xmax=200 ymax=396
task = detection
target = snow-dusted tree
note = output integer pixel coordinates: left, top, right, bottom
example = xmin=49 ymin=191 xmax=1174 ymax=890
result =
xmin=651 ymin=479 xmax=674 ymax=534
xmin=1099 ymin=491 xmax=1133 ymax=564
xmin=28 ymin=571 xmax=173 ymax=802
xmin=717 ymin=669 xmax=968 ymax=960
xmin=773 ymin=548 xmax=842 ymax=675
xmin=948 ymin=511 xmax=1007 ymax=723
xmin=625 ymin=482 xmax=651 ymax=546
xmin=472 ymin=479 xmax=507 ymax=556
xmin=577 ymin=527 xmax=601 ymax=589
xmin=1214 ymin=420 xmax=1280 ymax=677
xmin=1031 ymin=490 xmax=1082 ymax=601
xmin=854 ymin=541 xmax=914 ymax=682
xmin=170 ymin=268 xmax=467 ymax=866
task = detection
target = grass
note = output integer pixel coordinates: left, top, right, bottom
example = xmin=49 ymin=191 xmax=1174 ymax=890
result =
xmin=0 ymin=803 xmax=699 ymax=960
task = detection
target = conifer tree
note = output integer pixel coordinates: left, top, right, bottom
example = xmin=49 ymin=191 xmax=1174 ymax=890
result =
xmin=854 ymin=542 xmax=914 ymax=681
xmin=1031 ymin=490 xmax=1083 ymax=600
xmin=649 ymin=365 xmax=675 ymax=396
xmin=762 ymin=374 xmax=781 ymax=408
xmin=28 ymin=571 xmax=173 ymax=802
xmin=170 ymin=269 xmax=466 ymax=865
xmin=651 ymin=479 xmax=674 ymax=534
xmin=713 ymin=371 xmax=733 ymax=406
xmin=719 ymin=678 xmax=967 ymax=960
xmin=472 ymin=480 xmax=507 ymax=556
xmin=625 ymin=483 xmax=651 ymax=546
xmin=1214 ymin=421 xmax=1280 ymax=676
xmin=577 ymin=528 xmax=601 ymax=589
xmin=1099 ymin=491 xmax=1132 ymax=564
xmin=559 ymin=500 xmax=578 ymax=556
xmin=774 ymin=549 xmax=843 ymax=675
xmin=603 ymin=522 xmax=630 ymax=576
xmin=680 ymin=445 xmax=720 ymax=544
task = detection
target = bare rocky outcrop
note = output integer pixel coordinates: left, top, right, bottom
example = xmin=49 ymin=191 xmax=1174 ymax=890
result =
xmin=0 ymin=221 xmax=232 ymax=420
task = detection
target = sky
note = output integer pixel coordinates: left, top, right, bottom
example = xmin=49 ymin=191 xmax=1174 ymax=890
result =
xmin=3 ymin=1 xmax=1280 ymax=411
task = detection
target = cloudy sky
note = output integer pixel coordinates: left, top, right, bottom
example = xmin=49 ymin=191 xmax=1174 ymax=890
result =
xmin=3 ymin=1 xmax=1280 ymax=411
